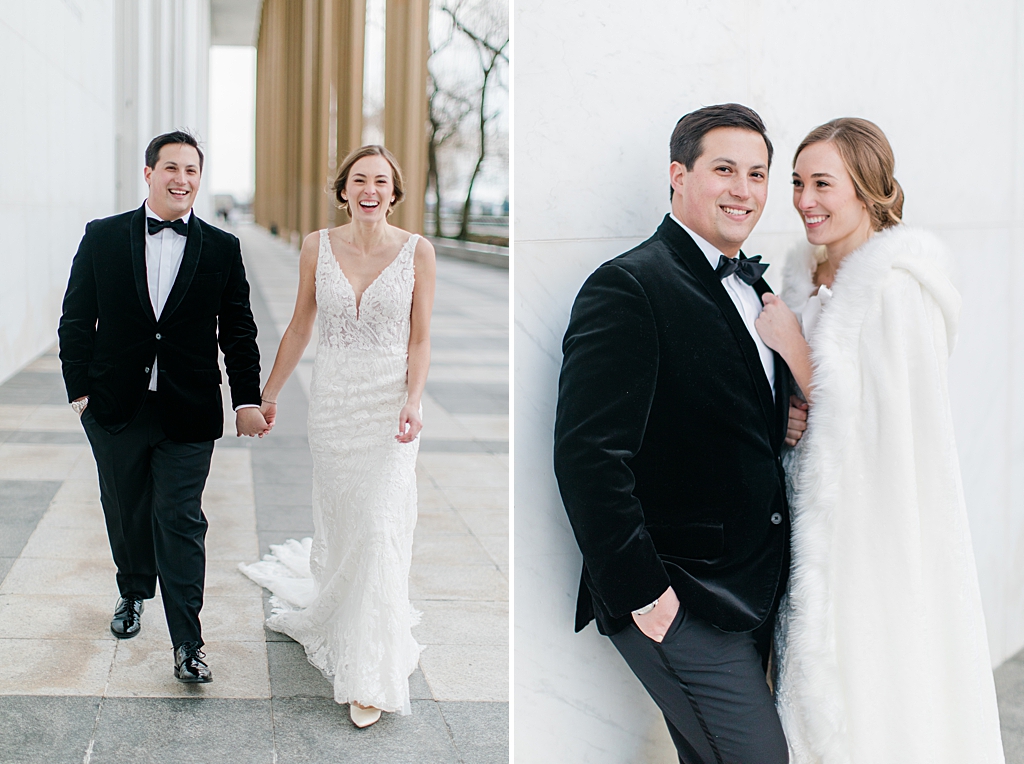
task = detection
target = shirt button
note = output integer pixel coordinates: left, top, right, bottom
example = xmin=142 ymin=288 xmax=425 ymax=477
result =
xmin=770 ymin=512 xmax=782 ymax=525
xmin=144 ymin=367 xmax=151 ymax=373
xmin=155 ymin=333 xmax=162 ymax=340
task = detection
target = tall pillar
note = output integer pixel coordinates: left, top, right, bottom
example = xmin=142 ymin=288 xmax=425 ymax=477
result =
xmin=328 ymin=0 xmax=366 ymax=226
xmin=384 ymin=0 xmax=430 ymax=235
xmin=298 ymin=0 xmax=323 ymax=240
xmin=255 ymin=0 xmax=366 ymax=239
xmin=284 ymin=0 xmax=305 ymax=242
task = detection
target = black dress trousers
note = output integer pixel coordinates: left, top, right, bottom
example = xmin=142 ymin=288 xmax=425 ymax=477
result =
xmin=82 ymin=394 xmax=214 ymax=648
xmin=609 ymin=606 xmax=789 ymax=764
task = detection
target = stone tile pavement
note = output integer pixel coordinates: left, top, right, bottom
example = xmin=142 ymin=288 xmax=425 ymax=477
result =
xmin=0 ymin=223 xmax=508 ymax=763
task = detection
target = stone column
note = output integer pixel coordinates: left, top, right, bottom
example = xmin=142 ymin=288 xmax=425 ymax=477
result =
xmin=255 ymin=0 xmax=366 ymax=238
xmin=297 ymin=0 xmax=323 ymax=240
xmin=326 ymin=0 xmax=366 ymax=227
xmin=384 ymin=0 xmax=430 ymax=234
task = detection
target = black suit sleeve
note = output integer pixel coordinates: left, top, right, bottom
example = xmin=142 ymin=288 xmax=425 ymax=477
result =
xmin=553 ymin=263 xmax=670 ymax=619
xmin=217 ymin=237 xmax=262 ymax=409
xmin=57 ymin=223 xmax=98 ymax=402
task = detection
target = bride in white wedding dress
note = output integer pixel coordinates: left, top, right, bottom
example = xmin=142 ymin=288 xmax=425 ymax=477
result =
xmin=240 ymin=145 xmax=436 ymax=728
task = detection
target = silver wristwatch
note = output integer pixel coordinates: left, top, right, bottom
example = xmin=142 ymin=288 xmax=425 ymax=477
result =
xmin=71 ymin=397 xmax=89 ymax=416
xmin=632 ymin=598 xmax=658 ymax=616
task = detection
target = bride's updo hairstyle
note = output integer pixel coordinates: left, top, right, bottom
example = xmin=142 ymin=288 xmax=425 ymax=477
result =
xmin=333 ymin=145 xmax=405 ymax=216
xmin=794 ymin=118 xmax=904 ymax=232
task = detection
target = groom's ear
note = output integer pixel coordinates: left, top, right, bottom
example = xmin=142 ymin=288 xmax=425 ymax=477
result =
xmin=669 ymin=161 xmax=687 ymax=199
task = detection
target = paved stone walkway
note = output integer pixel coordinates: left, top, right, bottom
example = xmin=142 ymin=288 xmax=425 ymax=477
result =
xmin=0 ymin=223 xmax=508 ymax=763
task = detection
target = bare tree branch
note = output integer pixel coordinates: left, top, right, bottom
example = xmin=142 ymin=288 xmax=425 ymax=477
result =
xmin=439 ymin=4 xmax=509 ymax=62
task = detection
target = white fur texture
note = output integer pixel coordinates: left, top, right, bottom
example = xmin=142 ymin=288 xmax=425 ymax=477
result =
xmin=773 ymin=227 xmax=1005 ymax=764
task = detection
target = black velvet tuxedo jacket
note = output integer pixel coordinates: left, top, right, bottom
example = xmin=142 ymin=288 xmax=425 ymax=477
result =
xmin=554 ymin=216 xmax=791 ymax=637
xmin=58 ymin=205 xmax=261 ymax=443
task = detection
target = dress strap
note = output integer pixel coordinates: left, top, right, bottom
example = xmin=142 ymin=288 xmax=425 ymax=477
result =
xmin=401 ymin=234 xmax=420 ymax=269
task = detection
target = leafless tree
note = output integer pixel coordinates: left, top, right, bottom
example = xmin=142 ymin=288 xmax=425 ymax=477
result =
xmin=426 ymin=69 xmax=473 ymax=237
xmin=428 ymin=0 xmax=508 ymax=241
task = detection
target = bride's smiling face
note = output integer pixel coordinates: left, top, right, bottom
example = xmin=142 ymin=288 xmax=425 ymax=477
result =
xmin=792 ymin=141 xmax=872 ymax=256
xmin=344 ymin=155 xmax=395 ymax=221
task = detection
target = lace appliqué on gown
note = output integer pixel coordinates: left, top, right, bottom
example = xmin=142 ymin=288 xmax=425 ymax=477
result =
xmin=240 ymin=230 xmax=422 ymax=714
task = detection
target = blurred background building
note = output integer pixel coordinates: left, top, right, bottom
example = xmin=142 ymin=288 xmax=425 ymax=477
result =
xmin=0 ymin=0 xmax=508 ymax=386
xmin=514 ymin=1 xmax=1024 ymax=761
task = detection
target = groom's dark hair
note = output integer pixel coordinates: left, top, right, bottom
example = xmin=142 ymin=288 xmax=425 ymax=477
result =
xmin=145 ymin=130 xmax=205 ymax=172
xmin=669 ymin=104 xmax=772 ymax=198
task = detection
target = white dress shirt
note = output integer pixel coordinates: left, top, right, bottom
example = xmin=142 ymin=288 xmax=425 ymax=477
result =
xmin=670 ymin=214 xmax=775 ymax=396
xmin=143 ymin=204 xmax=259 ymax=411
xmin=145 ymin=203 xmax=190 ymax=391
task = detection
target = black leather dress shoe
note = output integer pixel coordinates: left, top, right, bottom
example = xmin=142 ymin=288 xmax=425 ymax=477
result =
xmin=174 ymin=642 xmax=213 ymax=683
xmin=110 ymin=596 xmax=144 ymax=639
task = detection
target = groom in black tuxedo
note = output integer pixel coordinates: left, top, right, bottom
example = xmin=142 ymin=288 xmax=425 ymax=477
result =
xmin=554 ymin=105 xmax=791 ymax=762
xmin=58 ymin=130 xmax=268 ymax=683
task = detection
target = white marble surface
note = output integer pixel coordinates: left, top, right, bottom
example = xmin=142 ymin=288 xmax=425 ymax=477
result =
xmin=514 ymin=1 xmax=1024 ymax=761
xmin=0 ymin=0 xmax=213 ymax=387
xmin=0 ymin=1 xmax=116 ymax=386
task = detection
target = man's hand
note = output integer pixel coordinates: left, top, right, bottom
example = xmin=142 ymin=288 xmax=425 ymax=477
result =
xmin=236 ymin=407 xmax=270 ymax=438
xmin=632 ymin=585 xmax=680 ymax=643
xmin=786 ymin=395 xmax=809 ymax=447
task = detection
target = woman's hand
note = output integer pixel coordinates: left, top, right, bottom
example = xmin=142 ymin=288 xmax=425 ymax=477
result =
xmin=260 ymin=399 xmax=278 ymax=431
xmin=786 ymin=395 xmax=809 ymax=446
xmin=396 ymin=402 xmax=422 ymax=443
xmin=755 ymin=293 xmax=803 ymax=356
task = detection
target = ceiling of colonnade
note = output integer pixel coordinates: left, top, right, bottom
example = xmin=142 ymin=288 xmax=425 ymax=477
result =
xmin=212 ymin=0 xmax=262 ymax=45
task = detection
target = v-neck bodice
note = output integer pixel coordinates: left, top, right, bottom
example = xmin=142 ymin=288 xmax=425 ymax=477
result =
xmin=315 ymin=229 xmax=417 ymax=354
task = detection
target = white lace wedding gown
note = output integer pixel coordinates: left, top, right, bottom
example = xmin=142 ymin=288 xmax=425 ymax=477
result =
xmin=240 ymin=230 xmax=423 ymax=714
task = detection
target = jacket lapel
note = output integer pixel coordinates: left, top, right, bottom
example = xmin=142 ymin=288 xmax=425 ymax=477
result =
xmin=159 ymin=213 xmax=203 ymax=322
xmin=659 ymin=216 xmax=777 ymax=435
xmin=130 ymin=205 xmax=157 ymax=324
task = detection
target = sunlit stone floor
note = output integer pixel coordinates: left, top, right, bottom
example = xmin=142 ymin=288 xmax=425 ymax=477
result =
xmin=0 ymin=223 xmax=508 ymax=764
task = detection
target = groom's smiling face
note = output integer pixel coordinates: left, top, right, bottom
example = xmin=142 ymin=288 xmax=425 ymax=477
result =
xmin=670 ymin=127 xmax=769 ymax=257
xmin=145 ymin=143 xmax=202 ymax=221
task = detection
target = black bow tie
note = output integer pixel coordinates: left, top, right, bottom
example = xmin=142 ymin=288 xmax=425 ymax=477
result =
xmin=147 ymin=217 xmax=188 ymax=237
xmin=715 ymin=253 xmax=768 ymax=285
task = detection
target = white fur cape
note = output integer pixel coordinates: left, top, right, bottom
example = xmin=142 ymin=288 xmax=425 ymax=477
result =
xmin=773 ymin=226 xmax=1005 ymax=764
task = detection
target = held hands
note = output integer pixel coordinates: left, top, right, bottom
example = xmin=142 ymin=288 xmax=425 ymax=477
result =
xmin=632 ymin=585 xmax=680 ymax=643
xmin=396 ymin=402 xmax=422 ymax=443
xmin=236 ymin=406 xmax=271 ymax=438
xmin=786 ymin=395 xmax=809 ymax=447
xmin=755 ymin=293 xmax=802 ymax=356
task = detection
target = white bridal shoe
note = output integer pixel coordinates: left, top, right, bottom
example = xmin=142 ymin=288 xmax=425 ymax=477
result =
xmin=350 ymin=703 xmax=383 ymax=728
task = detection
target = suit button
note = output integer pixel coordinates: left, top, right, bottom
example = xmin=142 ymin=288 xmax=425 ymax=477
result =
xmin=770 ymin=512 xmax=782 ymax=525
xmin=155 ymin=333 xmax=162 ymax=340
xmin=144 ymin=367 xmax=151 ymax=373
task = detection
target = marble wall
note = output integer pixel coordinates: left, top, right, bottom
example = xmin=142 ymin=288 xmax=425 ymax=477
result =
xmin=513 ymin=1 xmax=1024 ymax=761
xmin=114 ymin=0 xmax=212 ymax=218
xmin=0 ymin=0 xmax=214 ymax=386
xmin=0 ymin=1 xmax=117 ymax=387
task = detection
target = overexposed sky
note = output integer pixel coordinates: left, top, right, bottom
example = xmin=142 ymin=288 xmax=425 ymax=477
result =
xmin=208 ymin=46 xmax=256 ymax=201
